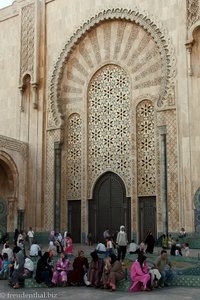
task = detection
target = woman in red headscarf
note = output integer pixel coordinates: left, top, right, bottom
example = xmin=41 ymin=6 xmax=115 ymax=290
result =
xmin=68 ymin=250 xmax=89 ymax=286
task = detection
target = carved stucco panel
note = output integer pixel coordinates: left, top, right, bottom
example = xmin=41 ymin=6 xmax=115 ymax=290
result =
xmin=20 ymin=3 xmax=35 ymax=78
xmin=88 ymin=64 xmax=131 ymax=197
xmin=44 ymin=129 xmax=61 ymax=230
xmin=157 ymin=109 xmax=179 ymax=232
xmin=187 ymin=0 xmax=200 ymax=28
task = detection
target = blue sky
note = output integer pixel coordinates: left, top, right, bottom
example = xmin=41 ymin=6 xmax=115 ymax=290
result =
xmin=0 ymin=0 xmax=14 ymax=9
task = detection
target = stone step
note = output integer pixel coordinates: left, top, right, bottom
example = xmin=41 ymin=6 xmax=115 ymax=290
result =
xmin=170 ymin=275 xmax=200 ymax=287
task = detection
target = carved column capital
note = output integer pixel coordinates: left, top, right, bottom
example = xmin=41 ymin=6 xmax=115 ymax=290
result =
xmin=32 ymin=82 xmax=38 ymax=109
xmin=185 ymin=40 xmax=193 ymax=52
xmin=185 ymin=40 xmax=194 ymax=76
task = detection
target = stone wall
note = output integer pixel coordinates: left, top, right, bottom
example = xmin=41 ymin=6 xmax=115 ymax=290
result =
xmin=0 ymin=0 xmax=199 ymax=238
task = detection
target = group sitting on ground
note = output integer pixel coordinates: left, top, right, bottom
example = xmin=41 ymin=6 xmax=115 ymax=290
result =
xmin=2 ymin=227 xmax=193 ymax=292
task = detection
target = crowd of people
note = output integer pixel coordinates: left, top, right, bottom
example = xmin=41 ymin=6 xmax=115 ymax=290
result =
xmin=0 ymin=226 xmax=191 ymax=292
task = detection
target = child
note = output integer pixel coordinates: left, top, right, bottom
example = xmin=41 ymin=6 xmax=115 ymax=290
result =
xmin=105 ymin=237 xmax=113 ymax=257
xmin=175 ymin=239 xmax=182 ymax=256
xmin=1 ymin=253 xmax=12 ymax=279
xmin=184 ymin=243 xmax=190 ymax=257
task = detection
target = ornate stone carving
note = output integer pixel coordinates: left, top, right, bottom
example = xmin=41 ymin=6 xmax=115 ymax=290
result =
xmin=65 ymin=114 xmax=82 ymax=200
xmin=194 ymin=187 xmax=200 ymax=232
xmin=48 ymin=8 xmax=176 ymax=129
xmin=187 ymin=0 xmax=200 ymax=28
xmin=0 ymin=135 xmax=28 ymax=159
xmin=137 ymin=100 xmax=156 ymax=196
xmin=88 ymin=65 xmax=131 ymax=196
xmin=157 ymin=110 xmax=178 ymax=232
xmin=44 ymin=129 xmax=61 ymax=230
xmin=20 ymin=3 xmax=35 ymax=78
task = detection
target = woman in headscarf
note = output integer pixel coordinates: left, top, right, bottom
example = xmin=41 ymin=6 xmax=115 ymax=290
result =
xmin=129 ymin=254 xmax=152 ymax=292
xmin=87 ymin=251 xmax=104 ymax=288
xmin=35 ymin=252 xmax=53 ymax=287
xmin=68 ymin=250 xmax=89 ymax=286
xmin=145 ymin=231 xmax=155 ymax=254
xmin=116 ymin=225 xmax=128 ymax=262
xmin=9 ymin=251 xmax=25 ymax=289
xmin=102 ymin=253 xmax=125 ymax=291
xmin=64 ymin=234 xmax=73 ymax=256
xmin=52 ymin=251 xmax=70 ymax=287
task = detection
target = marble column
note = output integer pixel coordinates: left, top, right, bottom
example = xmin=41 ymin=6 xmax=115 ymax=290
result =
xmin=159 ymin=126 xmax=168 ymax=235
xmin=54 ymin=142 xmax=61 ymax=233
xmin=7 ymin=198 xmax=17 ymax=232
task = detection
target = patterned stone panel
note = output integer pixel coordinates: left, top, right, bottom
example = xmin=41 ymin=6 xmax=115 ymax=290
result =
xmin=50 ymin=9 xmax=176 ymax=129
xmin=20 ymin=3 xmax=35 ymax=77
xmin=45 ymin=129 xmax=61 ymax=230
xmin=88 ymin=65 xmax=131 ymax=196
xmin=157 ymin=110 xmax=179 ymax=232
xmin=60 ymin=20 xmax=162 ymax=119
xmin=136 ymin=100 xmax=156 ymax=196
xmin=194 ymin=187 xmax=200 ymax=232
xmin=65 ymin=114 xmax=82 ymax=200
xmin=187 ymin=0 xmax=200 ymax=28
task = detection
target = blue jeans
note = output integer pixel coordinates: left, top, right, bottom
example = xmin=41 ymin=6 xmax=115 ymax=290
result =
xmin=105 ymin=248 xmax=113 ymax=257
xmin=159 ymin=270 xmax=174 ymax=285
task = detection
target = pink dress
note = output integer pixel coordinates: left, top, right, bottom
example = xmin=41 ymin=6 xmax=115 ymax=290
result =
xmin=52 ymin=258 xmax=70 ymax=284
xmin=129 ymin=260 xmax=150 ymax=292
xmin=65 ymin=238 xmax=73 ymax=255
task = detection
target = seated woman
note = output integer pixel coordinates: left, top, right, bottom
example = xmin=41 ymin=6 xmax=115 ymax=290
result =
xmin=48 ymin=241 xmax=57 ymax=257
xmin=35 ymin=252 xmax=53 ymax=287
xmin=129 ymin=254 xmax=152 ymax=292
xmin=102 ymin=253 xmax=125 ymax=291
xmin=9 ymin=251 xmax=25 ymax=289
xmin=87 ymin=251 xmax=104 ymax=288
xmin=52 ymin=252 xmax=70 ymax=287
xmin=68 ymin=250 xmax=89 ymax=286
xmin=64 ymin=234 xmax=73 ymax=256
xmin=55 ymin=240 xmax=63 ymax=254
xmin=179 ymin=227 xmax=186 ymax=238
xmin=22 ymin=256 xmax=34 ymax=279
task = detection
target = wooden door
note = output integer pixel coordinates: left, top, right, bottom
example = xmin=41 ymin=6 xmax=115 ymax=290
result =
xmin=68 ymin=200 xmax=81 ymax=243
xmin=139 ymin=196 xmax=156 ymax=241
xmin=89 ymin=172 xmax=130 ymax=242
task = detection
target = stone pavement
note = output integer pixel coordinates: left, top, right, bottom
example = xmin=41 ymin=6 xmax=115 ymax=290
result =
xmin=0 ymin=281 xmax=199 ymax=300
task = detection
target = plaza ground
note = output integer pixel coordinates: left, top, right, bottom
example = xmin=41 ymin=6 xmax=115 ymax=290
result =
xmin=0 ymin=282 xmax=199 ymax=300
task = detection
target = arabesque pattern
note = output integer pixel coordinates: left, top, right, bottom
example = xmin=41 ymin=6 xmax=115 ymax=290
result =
xmin=88 ymin=65 xmax=131 ymax=196
xmin=137 ymin=100 xmax=156 ymax=196
xmin=66 ymin=114 xmax=82 ymax=200
xmin=157 ymin=110 xmax=178 ymax=231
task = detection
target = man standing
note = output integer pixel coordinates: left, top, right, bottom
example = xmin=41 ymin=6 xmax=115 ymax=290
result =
xmin=154 ymin=250 xmax=173 ymax=287
xmin=27 ymin=227 xmax=34 ymax=249
xmin=103 ymin=228 xmax=110 ymax=240
xmin=116 ymin=225 xmax=128 ymax=262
